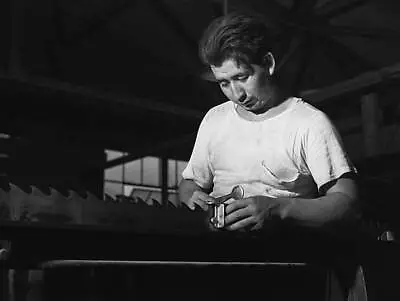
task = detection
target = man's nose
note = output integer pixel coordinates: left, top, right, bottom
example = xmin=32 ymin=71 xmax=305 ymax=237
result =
xmin=231 ymin=83 xmax=246 ymax=103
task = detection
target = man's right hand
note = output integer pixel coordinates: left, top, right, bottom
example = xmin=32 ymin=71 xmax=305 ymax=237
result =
xmin=185 ymin=190 xmax=215 ymax=211
xmin=179 ymin=179 xmax=214 ymax=211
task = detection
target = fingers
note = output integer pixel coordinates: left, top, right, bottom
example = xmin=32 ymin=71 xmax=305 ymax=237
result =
xmin=225 ymin=199 xmax=248 ymax=215
xmin=187 ymin=191 xmax=214 ymax=211
xmin=192 ymin=199 xmax=209 ymax=211
xmin=224 ymin=207 xmax=250 ymax=225
xmin=224 ymin=199 xmax=253 ymax=231
xmin=225 ymin=216 xmax=254 ymax=231
xmin=223 ymin=197 xmax=277 ymax=231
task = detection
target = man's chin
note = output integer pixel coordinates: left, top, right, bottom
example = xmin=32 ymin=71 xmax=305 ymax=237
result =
xmin=242 ymin=101 xmax=259 ymax=111
xmin=249 ymin=104 xmax=268 ymax=114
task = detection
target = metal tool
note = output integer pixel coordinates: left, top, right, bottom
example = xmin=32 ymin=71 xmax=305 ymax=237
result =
xmin=208 ymin=185 xmax=244 ymax=229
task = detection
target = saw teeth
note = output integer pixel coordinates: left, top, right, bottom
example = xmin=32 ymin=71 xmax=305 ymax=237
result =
xmin=0 ymin=187 xmax=10 ymax=220
xmin=1 ymin=183 xmax=210 ymax=233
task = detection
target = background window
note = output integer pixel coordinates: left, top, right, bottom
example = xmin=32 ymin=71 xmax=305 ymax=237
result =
xmin=143 ymin=157 xmax=160 ymax=186
xmin=104 ymin=150 xmax=186 ymax=205
xmin=124 ymin=159 xmax=142 ymax=184
xmin=104 ymin=181 xmax=123 ymax=196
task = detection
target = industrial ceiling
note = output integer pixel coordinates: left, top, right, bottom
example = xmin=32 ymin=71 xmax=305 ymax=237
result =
xmin=1 ymin=0 xmax=399 ymax=165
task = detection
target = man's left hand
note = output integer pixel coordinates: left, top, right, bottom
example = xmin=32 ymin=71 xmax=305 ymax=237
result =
xmin=224 ymin=196 xmax=285 ymax=231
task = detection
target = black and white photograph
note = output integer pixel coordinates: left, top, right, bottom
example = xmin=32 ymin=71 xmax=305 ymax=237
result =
xmin=1 ymin=0 xmax=400 ymax=300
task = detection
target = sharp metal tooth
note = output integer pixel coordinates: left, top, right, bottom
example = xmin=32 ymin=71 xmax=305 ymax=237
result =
xmin=27 ymin=185 xmax=56 ymax=222
xmin=152 ymin=198 xmax=161 ymax=207
xmin=136 ymin=197 xmax=147 ymax=206
xmin=115 ymin=194 xmax=125 ymax=203
xmin=167 ymin=197 xmax=179 ymax=208
xmin=167 ymin=200 xmax=177 ymax=208
xmin=0 ymin=187 xmax=10 ymax=220
xmin=49 ymin=187 xmax=80 ymax=224
xmin=104 ymin=192 xmax=116 ymax=203
xmin=127 ymin=196 xmax=137 ymax=204
xmin=83 ymin=191 xmax=109 ymax=225
xmin=180 ymin=202 xmax=192 ymax=211
xmin=125 ymin=196 xmax=136 ymax=204
xmin=144 ymin=198 xmax=153 ymax=206
xmin=85 ymin=191 xmax=101 ymax=203
xmin=9 ymin=183 xmax=28 ymax=221
xmin=67 ymin=190 xmax=85 ymax=224
xmin=193 ymin=203 xmax=203 ymax=212
xmin=30 ymin=185 xmax=52 ymax=201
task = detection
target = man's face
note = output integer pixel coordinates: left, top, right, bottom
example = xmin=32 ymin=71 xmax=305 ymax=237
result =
xmin=211 ymin=58 xmax=274 ymax=113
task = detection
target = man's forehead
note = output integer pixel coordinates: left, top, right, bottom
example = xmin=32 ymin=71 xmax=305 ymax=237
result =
xmin=211 ymin=59 xmax=242 ymax=70
xmin=211 ymin=59 xmax=250 ymax=79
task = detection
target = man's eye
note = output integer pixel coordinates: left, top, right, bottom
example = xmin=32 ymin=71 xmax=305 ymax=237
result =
xmin=238 ymin=75 xmax=249 ymax=81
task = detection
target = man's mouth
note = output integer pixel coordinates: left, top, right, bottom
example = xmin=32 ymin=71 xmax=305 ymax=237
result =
xmin=242 ymin=98 xmax=257 ymax=108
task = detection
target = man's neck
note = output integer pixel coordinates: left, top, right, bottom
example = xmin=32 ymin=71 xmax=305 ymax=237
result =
xmin=236 ymin=89 xmax=294 ymax=121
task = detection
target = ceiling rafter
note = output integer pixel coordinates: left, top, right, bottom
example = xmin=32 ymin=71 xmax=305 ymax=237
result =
xmin=276 ymin=34 xmax=304 ymax=71
xmin=149 ymin=0 xmax=198 ymax=59
xmin=317 ymin=34 xmax=374 ymax=78
xmin=317 ymin=38 xmax=356 ymax=80
xmin=0 ymin=72 xmax=204 ymax=120
xmin=59 ymin=0 xmax=138 ymax=48
xmin=292 ymin=34 xmax=314 ymax=93
xmin=104 ymin=132 xmax=196 ymax=169
xmin=208 ymin=0 xmax=226 ymax=16
xmin=301 ymin=62 xmax=400 ymax=103
xmin=317 ymin=25 xmax=400 ymax=40
xmin=315 ymin=0 xmax=369 ymax=19
xmin=148 ymin=0 xmax=217 ymax=100
xmin=228 ymin=0 xmax=289 ymax=25
xmin=290 ymin=0 xmax=319 ymax=15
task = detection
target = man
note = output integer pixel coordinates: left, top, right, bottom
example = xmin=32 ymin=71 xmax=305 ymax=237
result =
xmin=179 ymin=12 xmax=359 ymax=233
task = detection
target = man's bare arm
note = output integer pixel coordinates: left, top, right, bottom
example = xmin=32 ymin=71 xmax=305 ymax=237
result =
xmin=178 ymin=179 xmax=214 ymax=210
xmin=179 ymin=179 xmax=203 ymax=205
xmin=280 ymin=177 xmax=360 ymax=227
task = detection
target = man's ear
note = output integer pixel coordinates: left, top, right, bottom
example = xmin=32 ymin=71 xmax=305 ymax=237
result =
xmin=263 ymin=52 xmax=276 ymax=76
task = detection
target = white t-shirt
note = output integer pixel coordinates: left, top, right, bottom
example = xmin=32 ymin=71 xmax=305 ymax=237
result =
xmin=182 ymin=98 xmax=356 ymax=199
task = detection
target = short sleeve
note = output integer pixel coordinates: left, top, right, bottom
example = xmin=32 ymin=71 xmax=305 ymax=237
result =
xmin=181 ymin=112 xmax=214 ymax=190
xmin=304 ymin=112 xmax=356 ymax=190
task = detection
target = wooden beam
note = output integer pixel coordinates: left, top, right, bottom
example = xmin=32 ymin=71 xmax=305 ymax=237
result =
xmin=0 ymin=72 xmax=204 ymax=119
xmin=291 ymin=0 xmax=319 ymax=14
xmin=149 ymin=0 xmax=198 ymax=57
xmin=292 ymin=35 xmax=313 ymax=93
xmin=276 ymin=35 xmax=304 ymax=72
xmin=361 ymin=93 xmax=380 ymax=157
xmin=300 ymin=62 xmax=400 ymax=103
xmin=314 ymin=25 xmax=400 ymax=40
xmin=9 ymin=0 xmax=24 ymax=77
xmin=343 ymin=124 xmax=400 ymax=162
xmin=160 ymin=156 xmax=169 ymax=205
xmin=60 ymin=1 xmax=138 ymax=48
xmin=334 ymin=116 xmax=362 ymax=135
xmin=317 ymin=37 xmax=370 ymax=80
xmin=315 ymin=0 xmax=369 ymax=19
xmin=317 ymin=34 xmax=373 ymax=73
xmin=228 ymin=0 xmax=288 ymax=24
xmin=104 ymin=132 xmax=196 ymax=169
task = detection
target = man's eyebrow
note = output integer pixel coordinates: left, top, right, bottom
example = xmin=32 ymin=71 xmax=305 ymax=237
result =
xmin=232 ymin=72 xmax=248 ymax=78
xmin=216 ymin=72 xmax=248 ymax=83
xmin=215 ymin=78 xmax=228 ymax=83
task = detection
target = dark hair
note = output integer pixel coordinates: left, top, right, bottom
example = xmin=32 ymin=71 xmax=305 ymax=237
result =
xmin=199 ymin=12 xmax=274 ymax=68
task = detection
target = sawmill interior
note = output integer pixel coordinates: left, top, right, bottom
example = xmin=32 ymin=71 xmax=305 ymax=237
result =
xmin=1 ymin=0 xmax=400 ymax=300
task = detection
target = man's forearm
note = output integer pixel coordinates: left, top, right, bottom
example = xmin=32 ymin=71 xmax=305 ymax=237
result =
xmin=178 ymin=179 xmax=204 ymax=205
xmin=279 ymin=192 xmax=359 ymax=228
